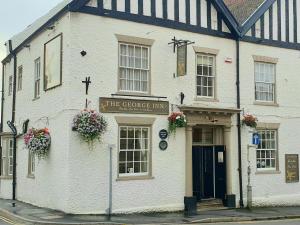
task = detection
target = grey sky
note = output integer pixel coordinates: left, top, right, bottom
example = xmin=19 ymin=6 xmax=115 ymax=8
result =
xmin=0 ymin=0 xmax=63 ymax=62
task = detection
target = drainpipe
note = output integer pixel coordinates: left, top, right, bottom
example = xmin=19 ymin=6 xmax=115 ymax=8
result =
xmin=236 ymin=38 xmax=244 ymax=208
xmin=8 ymin=40 xmax=17 ymax=203
xmin=0 ymin=62 xmax=5 ymax=176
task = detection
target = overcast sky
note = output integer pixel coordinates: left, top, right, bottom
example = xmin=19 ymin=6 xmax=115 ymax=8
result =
xmin=0 ymin=0 xmax=62 ymax=65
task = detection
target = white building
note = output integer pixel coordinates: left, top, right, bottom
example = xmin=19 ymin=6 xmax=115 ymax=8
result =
xmin=1 ymin=0 xmax=300 ymax=214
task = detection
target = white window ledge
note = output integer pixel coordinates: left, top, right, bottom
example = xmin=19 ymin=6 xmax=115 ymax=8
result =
xmin=255 ymin=170 xmax=281 ymax=175
xmin=0 ymin=176 xmax=12 ymax=180
xmin=253 ymin=101 xmax=279 ymax=107
xmin=195 ymin=97 xmax=219 ymax=102
xmin=116 ymin=176 xmax=154 ymax=181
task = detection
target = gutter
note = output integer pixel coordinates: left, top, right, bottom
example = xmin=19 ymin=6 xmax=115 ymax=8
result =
xmin=236 ymin=38 xmax=244 ymax=208
xmin=8 ymin=40 xmax=17 ymax=203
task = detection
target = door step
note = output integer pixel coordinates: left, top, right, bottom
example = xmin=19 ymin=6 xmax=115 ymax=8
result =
xmin=197 ymin=199 xmax=227 ymax=212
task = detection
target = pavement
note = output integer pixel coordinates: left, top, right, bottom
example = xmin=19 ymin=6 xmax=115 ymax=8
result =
xmin=1 ymin=198 xmax=300 ymax=225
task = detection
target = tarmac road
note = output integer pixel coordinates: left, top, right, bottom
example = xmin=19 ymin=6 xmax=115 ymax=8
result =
xmin=208 ymin=218 xmax=300 ymax=225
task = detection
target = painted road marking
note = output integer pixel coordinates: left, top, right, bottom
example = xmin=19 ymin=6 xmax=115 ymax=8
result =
xmin=0 ymin=216 xmax=15 ymax=225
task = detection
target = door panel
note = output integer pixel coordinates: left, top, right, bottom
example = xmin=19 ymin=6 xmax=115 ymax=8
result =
xmin=192 ymin=147 xmax=203 ymax=201
xmin=214 ymin=146 xmax=226 ymax=200
xmin=203 ymin=147 xmax=214 ymax=198
xmin=193 ymin=146 xmax=214 ymax=200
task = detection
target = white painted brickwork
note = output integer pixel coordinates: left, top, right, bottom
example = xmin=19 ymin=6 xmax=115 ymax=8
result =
xmin=1 ymin=5 xmax=300 ymax=214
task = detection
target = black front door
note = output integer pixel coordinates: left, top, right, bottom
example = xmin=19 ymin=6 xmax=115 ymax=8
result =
xmin=192 ymin=146 xmax=226 ymax=201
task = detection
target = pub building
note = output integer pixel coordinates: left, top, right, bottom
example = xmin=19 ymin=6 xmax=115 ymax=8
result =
xmin=1 ymin=0 xmax=300 ymax=215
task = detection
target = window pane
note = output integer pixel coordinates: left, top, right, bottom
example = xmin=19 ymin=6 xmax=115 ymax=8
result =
xmin=120 ymin=127 xmax=127 ymax=138
xmin=134 ymin=162 xmax=141 ymax=173
xmin=128 ymin=139 xmax=134 ymax=149
xmin=120 ymin=139 xmax=127 ymax=150
xmin=119 ymin=151 xmax=126 ymax=162
xmin=135 ymin=47 xmax=142 ymax=68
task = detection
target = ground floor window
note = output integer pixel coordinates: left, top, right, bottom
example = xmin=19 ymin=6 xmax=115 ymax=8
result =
xmin=1 ymin=138 xmax=13 ymax=177
xmin=256 ymin=130 xmax=277 ymax=170
xmin=119 ymin=126 xmax=150 ymax=176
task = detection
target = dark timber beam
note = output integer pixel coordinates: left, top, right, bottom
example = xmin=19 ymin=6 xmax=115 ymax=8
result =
xmin=240 ymin=0 xmax=276 ymax=37
xmin=294 ymin=0 xmax=297 ymax=42
xmin=269 ymin=4 xmax=273 ymax=40
xmin=278 ymin=0 xmax=282 ymax=41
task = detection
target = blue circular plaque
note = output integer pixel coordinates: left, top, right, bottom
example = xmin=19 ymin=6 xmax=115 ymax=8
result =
xmin=159 ymin=129 xmax=168 ymax=140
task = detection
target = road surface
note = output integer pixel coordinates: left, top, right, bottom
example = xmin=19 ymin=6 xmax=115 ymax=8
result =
xmin=207 ymin=219 xmax=300 ymax=225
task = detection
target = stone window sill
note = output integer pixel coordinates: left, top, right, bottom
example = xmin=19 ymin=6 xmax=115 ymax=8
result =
xmin=0 ymin=176 xmax=12 ymax=180
xmin=195 ymin=97 xmax=219 ymax=102
xmin=27 ymin=175 xmax=35 ymax=179
xmin=255 ymin=170 xmax=281 ymax=175
xmin=32 ymin=97 xmax=40 ymax=101
xmin=253 ymin=101 xmax=279 ymax=107
xmin=115 ymin=91 xmax=151 ymax=97
xmin=116 ymin=176 xmax=154 ymax=181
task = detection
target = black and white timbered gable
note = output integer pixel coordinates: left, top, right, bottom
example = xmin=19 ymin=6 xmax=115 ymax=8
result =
xmin=69 ymin=0 xmax=300 ymax=50
xmin=69 ymin=0 xmax=241 ymax=39
xmin=240 ymin=0 xmax=300 ymax=50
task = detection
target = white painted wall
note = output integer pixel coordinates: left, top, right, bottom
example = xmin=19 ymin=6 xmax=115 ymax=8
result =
xmin=64 ymin=12 xmax=237 ymax=214
xmin=240 ymin=41 xmax=300 ymax=207
xmin=1 ymin=13 xmax=72 ymax=212
xmin=2 ymin=2 xmax=300 ymax=214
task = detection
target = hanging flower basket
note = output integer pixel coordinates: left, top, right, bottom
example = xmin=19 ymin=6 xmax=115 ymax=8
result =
xmin=72 ymin=109 xmax=108 ymax=145
xmin=242 ymin=113 xmax=258 ymax=128
xmin=24 ymin=128 xmax=51 ymax=159
xmin=168 ymin=112 xmax=187 ymax=135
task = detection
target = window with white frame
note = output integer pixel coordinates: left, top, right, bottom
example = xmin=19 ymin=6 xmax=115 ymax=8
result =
xmin=17 ymin=66 xmax=23 ymax=91
xmin=119 ymin=43 xmax=149 ymax=93
xmin=28 ymin=150 xmax=35 ymax=177
xmin=34 ymin=58 xmax=41 ymax=99
xmin=255 ymin=62 xmax=276 ymax=102
xmin=256 ymin=130 xmax=277 ymax=170
xmin=1 ymin=138 xmax=13 ymax=177
xmin=197 ymin=54 xmax=215 ymax=98
xmin=119 ymin=126 xmax=150 ymax=176
xmin=8 ymin=76 xmax=13 ymax=96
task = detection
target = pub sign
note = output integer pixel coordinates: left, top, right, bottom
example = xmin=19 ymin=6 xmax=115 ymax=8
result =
xmin=285 ymin=154 xmax=299 ymax=183
xmin=99 ymin=97 xmax=169 ymax=115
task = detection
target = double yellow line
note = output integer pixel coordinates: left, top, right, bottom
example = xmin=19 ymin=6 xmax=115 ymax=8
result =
xmin=0 ymin=216 xmax=16 ymax=225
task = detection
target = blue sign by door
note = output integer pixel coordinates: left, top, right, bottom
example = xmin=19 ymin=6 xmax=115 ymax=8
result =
xmin=252 ymin=133 xmax=260 ymax=145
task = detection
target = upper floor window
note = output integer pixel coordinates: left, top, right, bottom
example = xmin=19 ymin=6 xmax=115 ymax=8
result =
xmin=8 ymin=76 xmax=13 ymax=96
xmin=34 ymin=58 xmax=41 ymax=99
xmin=1 ymin=138 xmax=13 ymax=177
xmin=17 ymin=66 xmax=23 ymax=91
xmin=44 ymin=34 xmax=62 ymax=90
xmin=119 ymin=43 xmax=149 ymax=93
xmin=255 ymin=62 xmax=276 ymax=102
xmin=256 ymin=129 xmax=277 ymax=170
xmin=197 ymin=54 xmax=215 ymax=98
